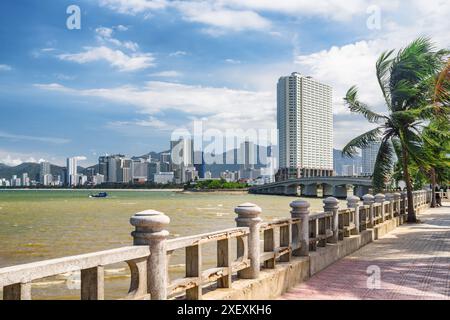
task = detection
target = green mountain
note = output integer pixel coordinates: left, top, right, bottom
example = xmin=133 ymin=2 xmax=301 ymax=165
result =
xmin=0 ymin=163 xmax=67 ymax=181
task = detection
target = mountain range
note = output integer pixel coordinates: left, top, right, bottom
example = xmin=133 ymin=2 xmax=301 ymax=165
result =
xmin=0 ymin=147 xmax=271 ymax=180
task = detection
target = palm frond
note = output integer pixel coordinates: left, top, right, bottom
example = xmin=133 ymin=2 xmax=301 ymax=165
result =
xmin=344 ymin=86 xmax=388 ymax=123
xmin=342 ymin=127 xmax=383 ymax=157
xmin=376 ymin=49 xmax=395 ymax=110
xmin=372 ymin=138 xmax=395 ymax=192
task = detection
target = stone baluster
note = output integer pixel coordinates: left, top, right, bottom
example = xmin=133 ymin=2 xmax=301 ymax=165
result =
xmin=130 ymin=210 xmax=170 ymax=300
xmin=346 ymin=196 xmax=360 ymax=234
xmin=290 ymin=200 xmax=310 ymax=256
xmin=235 ymin=203 xmax=262 ymax=279
xmin=393 ymin=193 xmax=401 ymax=216
xmin=385 ymin=193 xmax=394 ymax=218
xmin=362 ymin=194 xmax=375 ymax=228
xmin=323 ymin=197 xmax=339 ymax=243
xmin=374 ymin=193 xmax=386 ymax=221
xmin=401 ymin=191 xmax=407 ymax=214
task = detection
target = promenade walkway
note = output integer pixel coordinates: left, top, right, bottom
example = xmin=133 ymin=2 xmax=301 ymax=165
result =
xmin=281 ymin=204 xmax=450 ymax=300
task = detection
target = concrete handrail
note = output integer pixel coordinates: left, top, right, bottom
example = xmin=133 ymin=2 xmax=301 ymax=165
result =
xmin=0 ymin=246 xmax=150 ymax=300
xmin=1 ymin=189 xmax=432 ymax=300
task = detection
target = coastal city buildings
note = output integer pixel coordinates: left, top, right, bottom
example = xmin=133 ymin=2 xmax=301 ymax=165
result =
xmin=39 ymin=161 xmax=51 ymax=185
xmin=362 ymin=142 xmax=381 ymax=176
xmin=66 ymin=157 xmax=78 ymax=186
xmin=276 ymin=72 xmax=333 ymax=181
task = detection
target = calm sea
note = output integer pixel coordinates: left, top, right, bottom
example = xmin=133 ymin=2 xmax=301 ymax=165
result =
xmin=0 ymin=190 xmax=338 ymax=299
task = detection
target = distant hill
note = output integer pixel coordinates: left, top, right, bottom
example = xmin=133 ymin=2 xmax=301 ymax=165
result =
xmin=0 ymin=146 xmax=271 ymax=180
xmin=0 ymin=162 xmax=69 ymax=181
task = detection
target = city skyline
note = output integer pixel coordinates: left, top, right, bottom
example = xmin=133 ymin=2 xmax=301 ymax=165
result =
xmin=1 ymin=1 xmax=448 ymax=167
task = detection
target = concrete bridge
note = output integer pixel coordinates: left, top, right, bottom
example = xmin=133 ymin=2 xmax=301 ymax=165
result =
xmin=250 ymin=176 xmax=373 ymax=198
xmin=0 ymin=190 xmax=437 ymax=300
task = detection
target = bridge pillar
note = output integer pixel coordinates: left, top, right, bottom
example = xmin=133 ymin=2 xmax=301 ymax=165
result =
xmin=355 ymin=185 xmax=370 ymax=198
xmin=323 ymin=184 xmax=333 ymax=197
xmin=235 ymin=203 xmax=262 ymax=279
xmin=304 ymin=184 xmax=318 ymax=197
xmin=290 ymin=200 xmax=310 ymax=256
xmin=130 ymin=210 xmax=170 ymax=300
xmin=323 ymin=197 xmax=339 ymax=243
xmin=289 ymin=185 xmax=300 ymax=196
xmin=333 ymin=185 xmax=348 ymax=198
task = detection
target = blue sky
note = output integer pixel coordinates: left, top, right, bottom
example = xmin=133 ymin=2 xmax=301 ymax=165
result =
xmin=0 ymin=0 xmax=448 ymax=166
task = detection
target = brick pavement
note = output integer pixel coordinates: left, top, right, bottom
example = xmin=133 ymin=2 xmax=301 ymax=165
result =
xmin=281 ymin=204 xmax=450 ymax=300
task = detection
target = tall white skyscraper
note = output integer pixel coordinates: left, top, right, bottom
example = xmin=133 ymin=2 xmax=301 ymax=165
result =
xmin=67 ymin=157 xmax=78 ymax=186
xmin=277 ymin=72 xmax=333 ymax=180
xmin=40 ymin=161 xmax=51 ymax=184
xmin=362 ymin=142 xmax=381 ymax=176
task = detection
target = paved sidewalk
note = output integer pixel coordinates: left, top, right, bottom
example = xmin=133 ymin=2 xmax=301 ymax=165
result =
xmin=281 ymin=204 xmax=450 ymax=300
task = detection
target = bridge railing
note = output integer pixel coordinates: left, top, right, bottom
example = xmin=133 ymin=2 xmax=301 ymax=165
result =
xmin=0 ymin=190 xmax=432 ymax=300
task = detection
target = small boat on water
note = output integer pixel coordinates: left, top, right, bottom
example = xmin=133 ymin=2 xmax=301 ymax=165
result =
xmin=89 ymin=192 xmax=108 ymax=198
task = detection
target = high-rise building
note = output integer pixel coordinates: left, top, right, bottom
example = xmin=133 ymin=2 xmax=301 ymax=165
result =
xmin=276 ymin=72 xmax=333 ymax=180
xmin=132 ymin=158 xmax=149 ymax=181
xmin=66 ymin=157 xmax=78 ymax=186
xmin=171 ymin=138 xmax=193 ymax=183
xmin=362 ymin=142 xmax=381 ymax=176
xmin=119 ymin=159 xmax=132 ymax=183
xmin=22 ymin=173 xmax=30 ymax=187
xmin=40 ymin=161 xmax=51 ymax=184
xmin=148 ymin=162 xmax=161 ymax=182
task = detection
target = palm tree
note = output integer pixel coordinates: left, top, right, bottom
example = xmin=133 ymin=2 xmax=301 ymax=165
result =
xmin=421 ymin=59 xmax=450 ymax=207
xmin=342 ymin=38 xmax=448 ymax=222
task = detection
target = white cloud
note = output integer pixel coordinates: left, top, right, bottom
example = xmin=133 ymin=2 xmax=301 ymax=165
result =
xmin=0 ymin=150 xmax=64 ymax=167
xmin=115 ymin=24 xmax=129 ymax=31
xmin=0 ymin=64 xmax=12 ymax=71
xmin=0 ymin=131 xmax=70 ymax=144
xmin=98 ymin=0 xmax=167 ymax=14
xmin=58 ymin=46 xmax=155 ymax=72
xmin=109 ymin=116 xmax=174 ymax=130
xmin=96 ymin=27 xmax=140 ymax=52
xmin=149 ymin=70 xmax=182 ymax=77
xmin=225 ymin=59 xmax=241 ymax=64
xmin=174 ymin=1 xmax=271 ymax=33
xmin=35 ymin=81 xmax=276 ymax=133
xmin=221 ymin=0 xmax=399 ymax=22
xmin=169 ymin=51 xmax=187 ymax=57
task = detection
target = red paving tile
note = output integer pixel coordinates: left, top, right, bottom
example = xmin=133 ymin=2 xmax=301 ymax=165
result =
xmin=282 ymin=205 xmax=450 ymax=300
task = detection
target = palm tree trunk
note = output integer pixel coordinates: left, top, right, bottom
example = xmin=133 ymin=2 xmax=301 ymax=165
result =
xmin=401 ymin=146 xmax=416 ymax=222
xmin=430 ymin=167 xmax=437 ymax=208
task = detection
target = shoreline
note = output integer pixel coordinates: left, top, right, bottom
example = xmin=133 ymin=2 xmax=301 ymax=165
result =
xmin=182 ymin=189 xmax=249 ymax=194
xmin=0 ymin=188 xmax=184 ymax=192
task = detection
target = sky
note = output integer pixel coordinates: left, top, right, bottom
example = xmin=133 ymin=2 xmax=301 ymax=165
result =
xmin=0 ymin=0 xmax=449 ymax=167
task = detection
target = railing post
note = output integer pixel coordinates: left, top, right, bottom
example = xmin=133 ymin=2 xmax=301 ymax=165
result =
xmin=323 ymin=197 xmax=339 ymax=243
xmin=362 ymin=194 xmax=375 ymax=227
xmin=374 ymin=194 xmax=386 ymax=221
xmin=290 ymin=200 xmax=310 ymax=256
xmin=385 ymin=193 xmax=394 ymax=218
xmin=393 ymin=193 xmax=401 ymax=216
xmin=401 ymin=191 xmax=407 ymax=214
xmin=130 ymin=210 xmax=170 ymax=300
xmin=347 ymin=195 xmax=360 ymax=234
xmin=235 ymin=203 xmax=262 ymax=279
